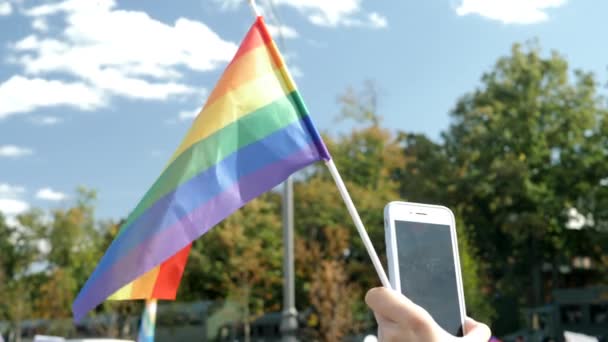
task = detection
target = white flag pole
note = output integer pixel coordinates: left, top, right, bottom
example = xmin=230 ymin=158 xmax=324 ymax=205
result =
xmin=137 ymin=299 xmax=157 ymax=342
xmin=248 ymin=0 xmax=261 ymax=16
xmin=246 ymin=0 xmax=391 ymax=290
xmin=325 ymin=160 xmax=391 ymax=288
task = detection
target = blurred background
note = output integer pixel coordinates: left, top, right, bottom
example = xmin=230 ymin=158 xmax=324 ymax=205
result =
xmin=1 ymin=0 xmax=607 ymax=341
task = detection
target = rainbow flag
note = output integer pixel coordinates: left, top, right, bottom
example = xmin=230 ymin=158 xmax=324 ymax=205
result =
xmin=72 ymin=16 xmax=331 ymax=321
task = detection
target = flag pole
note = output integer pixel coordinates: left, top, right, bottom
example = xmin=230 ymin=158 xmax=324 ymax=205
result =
xmin=281 ymin=175 xmax=298 ymax=341
xmin=325 ymin=160 xmax=391 ymax=288
xmin=247 ymin=0 xmax=390 ymax=290
xmin=248 ymin=0 xmax=261 ymax=16
xmin=137 ymin=299 xmax=157 ymax=342
xmin=247 ymin=1 xmax=300 ymax=340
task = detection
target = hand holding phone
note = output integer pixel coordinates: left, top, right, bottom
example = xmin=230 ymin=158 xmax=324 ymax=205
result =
xmin=365 ymin=287 xmax=491 ymax=342
xmin=384 ymin=201 xmax=467 ymax=336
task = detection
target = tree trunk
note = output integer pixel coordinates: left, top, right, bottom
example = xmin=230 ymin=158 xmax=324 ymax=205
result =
xmin=14 ymin=320 xmax=21 ymax=342
xmin=530 ymin=236 xmax=542 ymax=306
xmin=243 ymin=285 xmax=251 ymax=342
xmin=551 ymin=255 xmax=559 ymax=299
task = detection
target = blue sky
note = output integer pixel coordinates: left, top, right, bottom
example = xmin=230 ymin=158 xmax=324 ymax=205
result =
xmin=1 ymin=0 xmax=607 ymax=222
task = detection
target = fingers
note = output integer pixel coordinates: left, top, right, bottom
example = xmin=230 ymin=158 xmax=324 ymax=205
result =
xmin=374 ymin=315 xmax=404 ymax=342
xmin=366 ymin=287 xmax=411 ymax=321
xmin=366 ymin=287 xmax=493 ymax=342
xmin=365 ymin=287 xmax=432 ymax=324
xmin=461 ymin=317 xmax=491 ymax=342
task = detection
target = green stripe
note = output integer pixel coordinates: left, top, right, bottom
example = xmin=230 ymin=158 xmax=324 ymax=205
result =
xmin=119 ymin=91 xmax=306 ymax=234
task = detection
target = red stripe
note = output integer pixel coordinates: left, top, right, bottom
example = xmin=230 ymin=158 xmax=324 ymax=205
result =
xmin=150 ymin=244 xmax=192 ymax=299
xmin=230 ymin=16 xmax=272 ymax=64
xmin=204 ymin=17 xmax=283 ymax=109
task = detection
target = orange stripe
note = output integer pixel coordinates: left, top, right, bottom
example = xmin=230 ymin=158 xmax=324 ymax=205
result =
xmin=130 ymin=266 xmax=160 ymax=298
xmin=204 ymin=20 xmax=282 ymax=108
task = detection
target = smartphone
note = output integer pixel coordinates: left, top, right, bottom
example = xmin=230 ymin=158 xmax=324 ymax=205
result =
xmin=384 ymin=201 xmax=467 ymax=336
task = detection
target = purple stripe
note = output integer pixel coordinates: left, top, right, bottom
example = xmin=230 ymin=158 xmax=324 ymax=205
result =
xmin=98 ymin=119 xmax=317 ymax=271
xmin=73 ymin=144 xmax=319 ymax=321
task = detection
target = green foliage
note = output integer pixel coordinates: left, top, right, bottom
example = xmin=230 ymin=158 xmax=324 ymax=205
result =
xmin=336 ymin=80 xmax=382 ymax=127
xmin=0 ymin=189 xmax=128 ymax=338
xmin=0 ymin=210 xmax=41 ymax=335
xmin=182 ymin=193 xmax=284 ymax=317
xmin=447 ymin=41 xmax=608 ymax=295
xmin=400 ymin=42 xmax=608 ymax=334
xmin=397 ymin=133 xmax=496 ymax=326
xmin=455 ymin=215 xmax=495 ymax=324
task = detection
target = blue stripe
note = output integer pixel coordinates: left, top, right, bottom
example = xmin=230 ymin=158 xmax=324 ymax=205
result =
xmin=92 ymin=117 xmax=322 ymax=277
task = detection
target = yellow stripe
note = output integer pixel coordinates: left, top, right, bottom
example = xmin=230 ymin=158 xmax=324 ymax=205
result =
xmin=108 ymin=265 xmax=160 ymax=300
xmin=108 ymin=282 xmax=133 ymax=300
xmin=166 ymin=66 xmax=296 ymax=166
xmin=205 ymin=43 xmax=282 ymax=109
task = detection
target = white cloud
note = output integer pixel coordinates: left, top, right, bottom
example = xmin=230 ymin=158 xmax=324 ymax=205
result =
xmin=0 ymin=183 xmax=28 ymax=228
xmin=1 ymin=0 xmax=238 ymax=118
xmin=280 ymin=52 xmax=302 ymax=78
xmin=0 ymin=76 xmax=104 ymax=119
xmin=30 ymin=116 xmax=62 ymax=125
xmin=32 ymin=17 xmax=49 ymax=32
xmin=0 ymin=199 xmax=29 ymax=217
xmin=289 ymin=65 xmax=303 ymax=79
xmin=0 ymin=144 xmax=33 ymax=158
xmin=455 ymin=0 xmax=567 ymax=24
xmin=214 ymin=0 xmax=244 ymax=11
xmin=0 ymin=1 xmax=12 ymax=16
xmin=178 ymin=107 xmax=202 ymax=121
xmin=19 ymin=0 xmax=237 ymax=77
xmin=0 ymin=183 xmax=29 ymax=226
xmin=36 ymin=187 xmax=67 ymax=201
xmin=368 ymin=12 xmax=387 ymax=28
xmin=266 ymin=23 xmax=299 ymax=39
xmin=0 ymin=183 xmax=25 ymax=198
xmin=219 ymin=0 xmax=386 ymax=28
xmin=274 ymin=0 xmax=386 ymax=28
xmin=275 ymin=0 xmax=360 ymax=26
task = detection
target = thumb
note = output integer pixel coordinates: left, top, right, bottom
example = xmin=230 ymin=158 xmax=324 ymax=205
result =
xmin=461 ymin=317 xmax=491 ymax=342
xmin=365 ymin=287 xmax=433 ymax=324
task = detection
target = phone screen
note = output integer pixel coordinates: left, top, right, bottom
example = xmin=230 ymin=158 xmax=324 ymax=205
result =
xmin=395 ymin=220 xmax=464 ymax=336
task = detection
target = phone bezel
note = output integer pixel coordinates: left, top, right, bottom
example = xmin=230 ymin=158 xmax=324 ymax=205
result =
xmin=384 ymin=201 xmax=467 ymax=335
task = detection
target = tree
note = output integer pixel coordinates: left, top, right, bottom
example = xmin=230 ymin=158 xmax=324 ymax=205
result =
xmin=440 ymin=42 xmax=608 ymax=334
xmin=34 ymin=188 xmax=102 ymax=322
xmin=337 ymin=80 xmax=382 ymax=127
xmin=397 ymin=133 xmax=455 ymax=204
xmin=291 ymin=84 xmax=406 ymax=338
xmin=181 ymin=193 xmax=284 ymax=340
xmin=297 ymin=226 xmax=358 ymax=341
xmin=0 ymin=211 xmax=42 ymax=342
xmin=454 ymin=216 xmax=495 ymax=324
xmin=397 ymin=133 xmax=495 ymax=324
xmin=0 ymin=188 xmax=130 ymax=339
